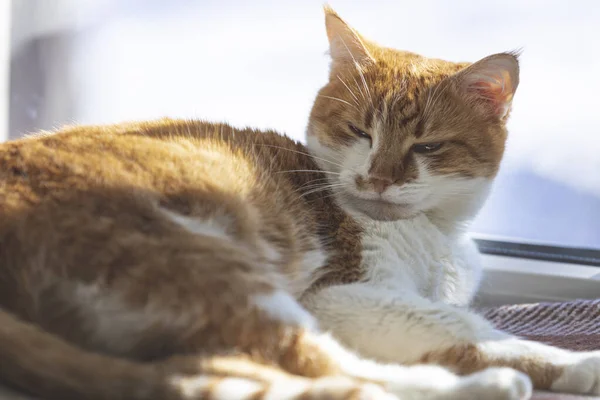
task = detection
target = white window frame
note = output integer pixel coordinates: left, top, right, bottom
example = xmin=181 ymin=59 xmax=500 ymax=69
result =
xmin=477 ymin=255 xmax=600 ymax=307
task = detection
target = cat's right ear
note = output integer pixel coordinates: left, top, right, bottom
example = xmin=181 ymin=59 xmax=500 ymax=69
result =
xmin=324 ymin=6 xmax=374 ymax=71
xmin=453 ymin=52 xmax=520 ymax=121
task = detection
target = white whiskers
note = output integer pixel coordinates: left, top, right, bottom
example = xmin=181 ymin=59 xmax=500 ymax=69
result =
xmin=255 ymin=144 xmax=345 ymax=170
xmin=277 ymin=170 xmax=341 ymax=176
xmin=336 ymin=75 xmax=361 ymax=106
xmin=318 ymin=95 xmax=359 ymax=112
xmin=298 ymin=183 xmax=347 ymax=199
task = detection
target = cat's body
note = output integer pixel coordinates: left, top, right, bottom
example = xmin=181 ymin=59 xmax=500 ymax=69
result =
xmin=0 ymin=120 xmax=525 ymax=400
xmin=0 ymin=6 xmax=599 ymax=400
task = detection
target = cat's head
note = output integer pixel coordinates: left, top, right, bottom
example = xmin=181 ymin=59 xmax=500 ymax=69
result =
xmin=306 ymin=7 xmax=519 ymax=223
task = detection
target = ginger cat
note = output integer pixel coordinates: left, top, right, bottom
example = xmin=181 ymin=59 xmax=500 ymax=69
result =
xmin=0 ymin=6 xmax=597 ymax=400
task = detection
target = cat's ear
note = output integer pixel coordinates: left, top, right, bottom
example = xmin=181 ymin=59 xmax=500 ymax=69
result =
xmin=324 ymin=6 xmax=374 ymax=70
xmin=454 ymin=52 xmax=520 ymax=120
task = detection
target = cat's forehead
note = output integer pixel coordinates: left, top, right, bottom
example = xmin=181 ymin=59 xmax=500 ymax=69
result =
xmin=358 ymin=56 xmax=468 ymax=126
xmin=368 ymin=49 xmax=470 ymax=96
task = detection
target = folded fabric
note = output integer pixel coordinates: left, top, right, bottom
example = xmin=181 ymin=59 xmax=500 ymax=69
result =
xmin=483 ymin=299 xmax=600 ymax=352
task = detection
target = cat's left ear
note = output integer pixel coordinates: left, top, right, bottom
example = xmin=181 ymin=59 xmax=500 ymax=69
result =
xmin=454 ymin=52 xmax=520 ymax=120
xmin=324 ymin=6 xmax=375 ymax=71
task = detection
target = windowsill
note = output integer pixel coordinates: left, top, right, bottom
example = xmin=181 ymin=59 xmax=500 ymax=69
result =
xmin=474 ymin=254 xmax=600 ymax=308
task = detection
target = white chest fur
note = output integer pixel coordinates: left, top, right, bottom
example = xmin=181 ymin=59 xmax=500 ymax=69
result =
xmin=359 ymin=214 xmax=482 ymax=306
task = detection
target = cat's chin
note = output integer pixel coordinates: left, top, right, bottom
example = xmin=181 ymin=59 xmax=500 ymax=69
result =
xmin=339 ymin=193 xmax=420 ymax=221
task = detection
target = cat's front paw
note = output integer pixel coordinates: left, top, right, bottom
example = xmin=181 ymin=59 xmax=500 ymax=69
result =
xmin=382 ymin=365 xmax=530 ymax=400
xmin=551 ymin=351 xmax=600 ymax=395
xmin=449 ymin=368 xmax=532 ymax=400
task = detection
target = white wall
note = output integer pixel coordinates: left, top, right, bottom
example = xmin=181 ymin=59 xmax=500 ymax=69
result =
xmin=0 ymin=0 xmax=10 ymax=142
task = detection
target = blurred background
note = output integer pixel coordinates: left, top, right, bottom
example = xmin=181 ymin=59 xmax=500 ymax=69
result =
xmin=4 ymin=0 xmax=600 ymax=252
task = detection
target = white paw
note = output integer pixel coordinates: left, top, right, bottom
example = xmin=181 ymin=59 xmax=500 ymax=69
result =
xmin=551 ymin=351 xmax=600 ymax=395
xmin=308 ymin=377 xmax=399 ymax=400
xmin=286 ymin=376 xmax=399 ymax=400
xmin=381 ymin=365 xmax=530 ymax=400
xmin=448 ymin=368 xmax=532 ymax=400
xmin=353 ymin=383 xmax=400 ymax=400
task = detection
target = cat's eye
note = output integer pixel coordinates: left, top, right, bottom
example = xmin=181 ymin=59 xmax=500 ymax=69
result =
xmin=348 ymin=124 xmax=371 ymax=141
xmin=413 ymin=142 xmax=443 ymax=154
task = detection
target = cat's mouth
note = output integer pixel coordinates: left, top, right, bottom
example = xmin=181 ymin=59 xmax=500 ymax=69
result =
xmin=338 ymin=192 xmax=419 ymax=221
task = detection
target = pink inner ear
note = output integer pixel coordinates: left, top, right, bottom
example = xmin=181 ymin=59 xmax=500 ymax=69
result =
xmin=468 ymin=70 xmax=515 ymax=117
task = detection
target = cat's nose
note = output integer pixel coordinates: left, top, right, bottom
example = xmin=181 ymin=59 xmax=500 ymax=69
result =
xmin=369 ymin=177 xmax=393 ymax=194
